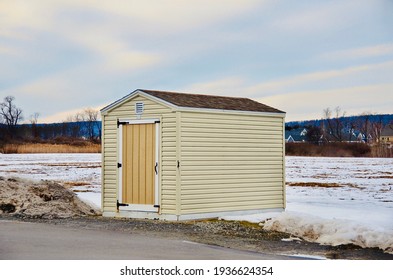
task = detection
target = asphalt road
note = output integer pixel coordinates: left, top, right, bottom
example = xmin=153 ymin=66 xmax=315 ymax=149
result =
xmin=0 ymin=220 xmax=299 ymax=260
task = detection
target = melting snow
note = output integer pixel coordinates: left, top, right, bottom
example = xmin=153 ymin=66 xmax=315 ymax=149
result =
xmin=222 ymin=156 xmax=393 ymax=253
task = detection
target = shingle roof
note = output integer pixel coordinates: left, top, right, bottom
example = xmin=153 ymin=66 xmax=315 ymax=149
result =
xmin=381 ymin=125 xmax=393 ymax=136
xmin=140 ymin=89 xmax=285 ymax=113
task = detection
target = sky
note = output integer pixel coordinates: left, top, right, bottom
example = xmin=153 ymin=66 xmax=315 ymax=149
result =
xmin=1 ymin=0 xmax=392 ymax=123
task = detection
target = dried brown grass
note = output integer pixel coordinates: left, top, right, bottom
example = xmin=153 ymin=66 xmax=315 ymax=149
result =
xmin=1 ymin=143 xmax=101 ymax=154
xmin=286 ymin=142 xmax=393 ymax=158
xmin=287 ymin=182 xmax=361 ymax=188
xmin=286 ymin=142 xmax=371 ymax=157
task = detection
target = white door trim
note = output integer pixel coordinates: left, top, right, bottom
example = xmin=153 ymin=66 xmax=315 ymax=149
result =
xmin=117 ymin=118 xmax=160 ymax=212
xmin=119 ymin=118 xmax=159 ymax=125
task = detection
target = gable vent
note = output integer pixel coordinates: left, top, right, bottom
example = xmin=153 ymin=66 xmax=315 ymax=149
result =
xmin=135 ymin=102 xmax=144 ymax=115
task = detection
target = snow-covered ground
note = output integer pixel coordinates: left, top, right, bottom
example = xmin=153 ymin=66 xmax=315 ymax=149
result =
xmin=0 ymin=154 xmax=392 ymax=253
xmin=224 ymin=156 xmax=393 ymax=253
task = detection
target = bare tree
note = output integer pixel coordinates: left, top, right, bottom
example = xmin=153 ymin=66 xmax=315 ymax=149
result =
xmin=370 ymin=114 xmax=384 ymax=144
xmin=356 ymin=112 xmax=373 ymax=143
xmin=323 ymin=106 xmax=346 ymax=142
xmin=305 ymin=125 xmax=322 ymax=144
xmin=29 ymin=112 xmax=40 ymax=139
xmin=30 ymin=112 xmax=39 ymax=124
xmin=0 ymin=96 xmax=23 ymax=136
xmin=64 ymin=108 xmax=100 ymax=140
xmin=83 ymin=108 xmax=99 ymax=141
xmin=66 ymin=112 xmax=84 ymax=138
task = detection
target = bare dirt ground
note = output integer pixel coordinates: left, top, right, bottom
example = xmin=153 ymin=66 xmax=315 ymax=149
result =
xmin=1 ymin=177 xmax=392 ymax=260
xmin=0 ymin=177 xmax=99 ymax=218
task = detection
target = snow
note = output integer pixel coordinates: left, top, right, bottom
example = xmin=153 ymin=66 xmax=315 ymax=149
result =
xmin=1 ymin=154 xmax=392 ymax=253
xmin=223 ymin=156 xmax=393 ymax=253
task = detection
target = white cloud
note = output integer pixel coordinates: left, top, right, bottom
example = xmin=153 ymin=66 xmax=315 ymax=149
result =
xmin=75 ymin=0 xmax=263 ymax=33
xmin=245 ymin=60 xmax=393 ymax=97
xmin=182 ymin=77 xmax=246 ymax=95
xmin=62 ymin=28 xmax=163 ymax=73
xmin=319 ymin=44 xmax=393 ymax=61
xmin=2 ymin=0 xmax=261 ymax=74
xmin=39 ymin=105 xmax=104 ymax=124
xmin=0 ymin=1 xmax=59 ymax=35
xmin=180 ymin=60 xmax=393 ymax=121
xmin=0 ymin=45 xmax=19 ymax=56
xmin=180 ymin=60 xmax=393 ymax=99
xmin=259 ymin=84 xmax=393 ymax=121
xmin=1 ymin=0 xmax=263 ymax=36
xmin=270 ymin=0 xmax=368 ymax=33
xmin=105 ymin=51 xmax=161 ymax=72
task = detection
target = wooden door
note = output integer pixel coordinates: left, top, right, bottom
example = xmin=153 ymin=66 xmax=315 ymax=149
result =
xmin=122 ymin=123 xmax=155 ymax=205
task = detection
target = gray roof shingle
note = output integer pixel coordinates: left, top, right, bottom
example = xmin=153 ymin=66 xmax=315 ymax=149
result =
xmin=381 ymin=125 xmax=393 ymax=136
xmin=101 ymin=89 xmax=285 ymax=114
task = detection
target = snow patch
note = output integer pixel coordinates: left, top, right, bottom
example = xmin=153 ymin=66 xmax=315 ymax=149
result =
xmin=263 ymin=211 xmax=393 ymax=254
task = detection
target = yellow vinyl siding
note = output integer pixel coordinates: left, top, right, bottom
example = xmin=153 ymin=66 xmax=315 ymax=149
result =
xmin=179 ymin=111 xmax=285 ymax=215
xmin=101 ymin=94 xmax=177 ymax=214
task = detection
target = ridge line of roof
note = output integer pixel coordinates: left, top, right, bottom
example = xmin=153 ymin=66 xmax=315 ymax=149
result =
xmin=138 ymin=89 xmax=251 ymax=100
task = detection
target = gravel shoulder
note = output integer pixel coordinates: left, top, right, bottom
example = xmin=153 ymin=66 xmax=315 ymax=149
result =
xmin=1 ymin=215 xmax=392 ymax=260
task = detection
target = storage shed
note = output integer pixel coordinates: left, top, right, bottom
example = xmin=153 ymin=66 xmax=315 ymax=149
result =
xmin=100 ymin=89 xmax=286 ymax=220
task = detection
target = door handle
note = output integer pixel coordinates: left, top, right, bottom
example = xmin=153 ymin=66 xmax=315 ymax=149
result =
xmin=155 ymin=162 xmax=158 ymax=175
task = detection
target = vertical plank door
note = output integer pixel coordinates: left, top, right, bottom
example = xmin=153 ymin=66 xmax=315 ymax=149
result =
xmin=122 ymin=123 xmax=155 ymax=205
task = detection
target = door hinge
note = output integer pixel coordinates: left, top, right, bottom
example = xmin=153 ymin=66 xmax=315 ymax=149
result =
xmin=117 ymin=119 xmax=128 ymax=127
xmin=154 ymin=120 xmax=161 ymax=123
xmin=117 ymin=163 xmax=122 ymax=168
xmin=117 ymin=200 xmax=129 ymax=209
xmin=154 ymin=205 xmax=160 ymax=208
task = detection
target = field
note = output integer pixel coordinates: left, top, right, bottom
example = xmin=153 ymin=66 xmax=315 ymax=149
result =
xmin=0 ymin=154 xmax=392 ymax=253
xmin=0 ymin=143 xmax=101 ymax=154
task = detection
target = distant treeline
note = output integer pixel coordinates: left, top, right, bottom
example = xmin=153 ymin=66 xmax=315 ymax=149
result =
xmin=285 ymin=112 xmax=393 ymax=157
xmin=287 ymin=114 xmax=393 ymax=128
xmin=0 ymin=121 xmax=101 ymax=143
xmin=286 ymin=113 xmax=393 ymax=144
xmin=0 ymin=95 xmax=103 ymax=146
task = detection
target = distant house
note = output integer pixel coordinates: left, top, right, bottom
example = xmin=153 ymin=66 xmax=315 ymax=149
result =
xmin=320 ymin=129 xmax=369 ymax=143
xmin=285 ymin=128 xmax=307 ymax=143
xmin=380 ymin=125 xmax=393 ymax=146
xmin=285 ymin=135 xmax=295 ymax=143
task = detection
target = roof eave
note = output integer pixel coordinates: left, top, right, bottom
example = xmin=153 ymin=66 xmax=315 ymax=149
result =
xmin=100 ymin=89 xmax=178 ymax=114
xmin=100 ymin=89 xmax=139 ymax=114
xmin=175 ymin=105 xmax=286 ymax=117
